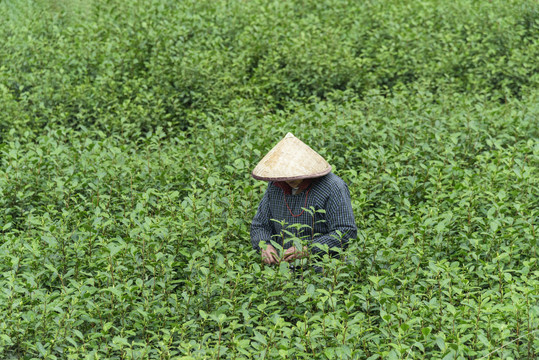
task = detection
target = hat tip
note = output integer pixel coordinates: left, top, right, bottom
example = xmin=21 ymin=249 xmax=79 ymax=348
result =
xmin=285 ymin=132 xmax=295 ymax=138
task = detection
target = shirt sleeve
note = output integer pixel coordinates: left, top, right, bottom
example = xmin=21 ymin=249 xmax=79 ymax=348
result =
xmin=311 ymin=181 xmax=357 ymax=255
xmin=250 ymin=185 xmax=274 ymax=252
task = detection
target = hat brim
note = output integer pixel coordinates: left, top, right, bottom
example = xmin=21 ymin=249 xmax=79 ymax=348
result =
xmin=251 ymin=166 xmax=331 ymax=182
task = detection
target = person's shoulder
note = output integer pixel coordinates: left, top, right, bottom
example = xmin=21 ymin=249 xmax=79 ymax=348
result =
xmin=317 ymin=172 xmax=346 ymax=185
xmin=265 ymin=181 xmax=280 ymax=194
xmin=314 ymin=172 xmax=349 ymax=192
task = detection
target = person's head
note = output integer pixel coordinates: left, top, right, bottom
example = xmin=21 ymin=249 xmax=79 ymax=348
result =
xmin=285 ymin=179 xmax=303 ymax=188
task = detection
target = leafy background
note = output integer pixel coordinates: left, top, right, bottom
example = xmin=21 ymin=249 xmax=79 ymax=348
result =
xmin=0 ymin=0 xmax=538 ymax=359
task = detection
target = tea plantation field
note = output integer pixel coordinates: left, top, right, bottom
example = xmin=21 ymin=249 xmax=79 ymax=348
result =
xmin=0 ymin=0 xmax=538 ymax=359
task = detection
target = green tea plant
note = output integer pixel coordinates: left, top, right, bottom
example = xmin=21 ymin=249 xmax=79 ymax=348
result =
xmin=1 ymin=0 xmax=538 ymax=140
xmin=0 ymin=0 xmax=538 ymax=359
xmin=1 ymin=90 xmax=537 ymax=359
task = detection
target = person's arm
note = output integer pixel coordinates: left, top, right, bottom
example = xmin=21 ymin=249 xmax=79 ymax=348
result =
xmin=310 ymin=182 xmax=357 ymax=256
xmin=250 ymin=185 xmax=274 ymax=253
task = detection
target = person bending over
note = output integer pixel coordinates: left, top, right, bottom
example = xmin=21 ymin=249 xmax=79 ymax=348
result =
xmin=250 ymin=133 xmax=357 ymax=265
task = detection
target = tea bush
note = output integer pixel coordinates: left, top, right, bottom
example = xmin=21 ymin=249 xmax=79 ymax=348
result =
xmin=1 ymin=0 xmax=538 ymax=137
xmin=0 ymin=0 xmax=538 ymax=359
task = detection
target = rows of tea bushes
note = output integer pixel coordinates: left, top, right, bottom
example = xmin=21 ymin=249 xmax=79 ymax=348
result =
xmin=1 ymin=90 xmax=538 ymax=359
xmin=1 ymin=0 xmax=538 ymax=359
xmin=1 ymin=0 xmax=538 ymax=138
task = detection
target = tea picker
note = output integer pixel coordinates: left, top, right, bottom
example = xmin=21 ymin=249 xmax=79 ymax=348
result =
xmin=250 ymin=133 xmax=357 ymax=267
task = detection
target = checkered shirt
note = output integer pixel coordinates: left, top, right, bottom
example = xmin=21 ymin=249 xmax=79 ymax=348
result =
xmin=250 ymin=172 xmax=357 ymax=255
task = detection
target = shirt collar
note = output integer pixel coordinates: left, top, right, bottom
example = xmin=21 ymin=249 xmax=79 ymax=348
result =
xmin=272 ymin=179 xmax=313 ymax=195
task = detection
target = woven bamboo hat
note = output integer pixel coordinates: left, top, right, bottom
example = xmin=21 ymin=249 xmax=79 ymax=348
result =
xmin=252 ymin=133 xmax=331 ymax=181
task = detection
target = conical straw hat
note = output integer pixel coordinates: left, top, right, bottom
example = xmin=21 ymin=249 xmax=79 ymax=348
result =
xmin=252 ymin=133 xmax=331 ymax=181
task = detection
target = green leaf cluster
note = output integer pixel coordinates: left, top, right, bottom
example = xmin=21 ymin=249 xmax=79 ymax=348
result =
xmin=1 ymin=0 xmax=538 ymax=138
xmin=0 ymin=0 xmax=538 ymax=359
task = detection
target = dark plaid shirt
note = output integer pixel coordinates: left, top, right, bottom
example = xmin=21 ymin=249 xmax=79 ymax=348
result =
xmin=251 ymin=173 xmax=357 ymax=255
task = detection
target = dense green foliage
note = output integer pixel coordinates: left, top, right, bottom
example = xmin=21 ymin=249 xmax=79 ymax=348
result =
xmin=0 ymin=0 xmax=538 ymax=359
xmin=2 ymin=0 xmax=539 ymax=137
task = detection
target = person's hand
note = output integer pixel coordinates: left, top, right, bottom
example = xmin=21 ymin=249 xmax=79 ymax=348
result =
xmin=261 ymin=244 xmax=279 ymax=264
xmin=282 ymin=246 xmax=308 ymax=262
